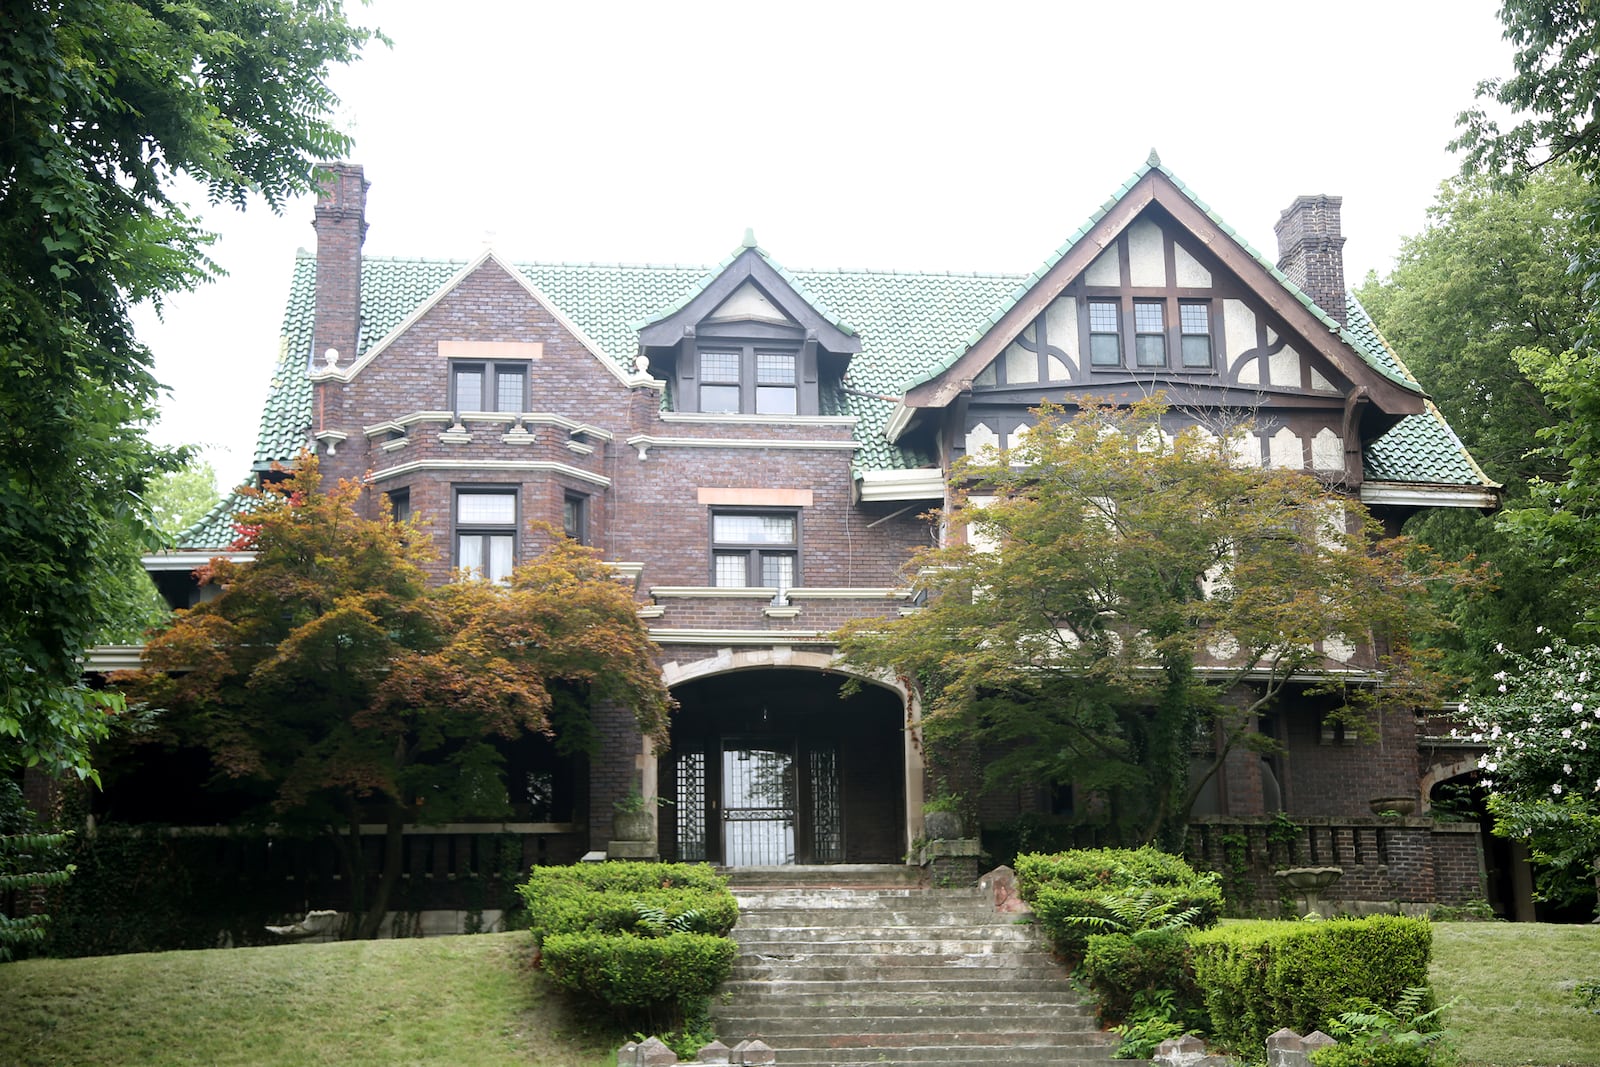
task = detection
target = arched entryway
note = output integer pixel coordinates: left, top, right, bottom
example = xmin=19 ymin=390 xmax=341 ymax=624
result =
xmin=658 ymin=667 xmax=908 ymax=865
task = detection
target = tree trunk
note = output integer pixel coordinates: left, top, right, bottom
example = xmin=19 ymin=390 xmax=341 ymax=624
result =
xmin=356 ymin=805 xmax=406 ymax=940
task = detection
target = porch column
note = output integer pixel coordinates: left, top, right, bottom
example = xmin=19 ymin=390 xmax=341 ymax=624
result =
xmin=903 ymin=688 xmax=925 ymax=859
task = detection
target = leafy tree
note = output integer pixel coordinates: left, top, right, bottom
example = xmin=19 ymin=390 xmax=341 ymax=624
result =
xmin=837 ymin=400 xmax=1473 ymax=846
xmin=1357 ymin=166 xmax=1595 ymax=671
xmin=95 ymin=458 xmax=226 ymax=645
xmin=1453 ymin=2 xmax=1600 ymax=633
xmin=0 ymin=1 xmax=376 ymax=782
xmin=1463 ymin=636 xmax=1600 ymax=916
xmin=121 ymin=458 xmax=671 ymax=938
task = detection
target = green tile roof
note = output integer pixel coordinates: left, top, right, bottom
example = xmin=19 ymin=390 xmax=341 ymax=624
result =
xmin=1349 ymin=295 xmax=1498 ymax=488
xmin=174 ymin=488 xmax=254 ymax=551
xmin=198 ymin=219 xmax=1490 ymax=550
xmin=251 ymin=253 xmax=1022 ymax=477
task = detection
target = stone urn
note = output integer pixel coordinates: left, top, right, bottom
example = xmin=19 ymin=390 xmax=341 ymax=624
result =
xmin=1274 ymin=866 xmax=1344 ymax=917
xmin=612 ymin=810 xmax=654 ymax=842
xmin=1368 ymin=796 xmax=1417 ymax=816
xmin=923 ymin=809 xmax=965 ymax=841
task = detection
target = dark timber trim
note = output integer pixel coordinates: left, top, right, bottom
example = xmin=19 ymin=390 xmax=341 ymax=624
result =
xmin=901 ymin=170 xmax=1424 ymax=418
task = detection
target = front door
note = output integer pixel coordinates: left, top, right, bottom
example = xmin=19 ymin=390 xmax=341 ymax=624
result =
xmin=722 ymin=739 xmax=796 ymax=865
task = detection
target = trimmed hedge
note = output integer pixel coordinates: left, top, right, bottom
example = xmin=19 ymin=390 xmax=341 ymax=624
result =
xmin=1015 ymin=847 xmax=1223 ymax=954
xmin=1079 ymin=928 xmax=1206 ymax=1029
xmin=1189 ymin=916 xmax=1433 ymax=1054
xmin=519 ymin=862 xmax=738 ymax=1042
xmin=542 ymin=931 xmax=738 ymax=1007
xmin=520 ymin=863 xmax=737 ymax=941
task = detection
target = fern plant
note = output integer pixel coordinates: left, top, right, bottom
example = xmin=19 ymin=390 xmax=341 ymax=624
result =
xmin=631 ymin=902 xmax=707 ymax=937
xmin=1076 ymin=881 xmax=1204 ymax=935
xmin=1310 ymin=986 xmax=1456 ymax=1067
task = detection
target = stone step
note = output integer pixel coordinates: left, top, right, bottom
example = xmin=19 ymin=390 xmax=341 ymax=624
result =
xmin=773 ymin=1047 xmax=1114 ymax=1066
xmin=728 ymin=962 xmax=1070 ymax=983
xmin=713 ymin=1005 xmax=1096 ymax=1028
xmin=722 ymin=864 xmax=926 ymax=889
xmin=714 ymin=1028 xmax=1114 ymax=1047
xmin=734 ymin=935 xmax=1042 ymax=955
xmin=717 ymin=978 xmax=1083 ymax=998
xmin=731 ymin=915 xmax=1031 ymax=933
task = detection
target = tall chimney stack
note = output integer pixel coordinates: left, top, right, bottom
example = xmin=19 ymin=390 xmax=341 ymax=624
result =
xmin=312 ymin=163 xmax=368 ymax=367
xmin=1274 ymin=194 xmax=1346 ymax=326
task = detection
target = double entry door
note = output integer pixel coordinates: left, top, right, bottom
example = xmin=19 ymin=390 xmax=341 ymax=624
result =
xmin=674 ymin=737 xmax=843 ymax=865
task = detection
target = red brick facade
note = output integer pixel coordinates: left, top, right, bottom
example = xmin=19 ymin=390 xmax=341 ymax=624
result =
xmin=247 ymin=163 xmax=1491 ymax=903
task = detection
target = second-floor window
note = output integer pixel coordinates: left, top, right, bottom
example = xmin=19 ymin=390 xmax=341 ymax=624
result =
xmin=711 ymin=510 xmax=797 ymax=590
xmin=456 ymin=488 xmax=517 ymax=584
xmin=563 ymin=492 xmax=588 ymax=545
xmin=452 ymin=361 xmax=527 ymax=413
xmin=697 ymin=345 xmax=798 ymax=415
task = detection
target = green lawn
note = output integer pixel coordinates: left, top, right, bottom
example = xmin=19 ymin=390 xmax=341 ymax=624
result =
xmin=0 ymin=933 xmax=619 ymax=1067
xmin=1432 ymin=922 xmax=1600 ymax=1067
xmin=2 ymin=922 xmax=1597 ymax=1066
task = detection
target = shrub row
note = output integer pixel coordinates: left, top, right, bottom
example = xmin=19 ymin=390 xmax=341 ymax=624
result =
xmin=1189 ymin=916 xmax=1433 ymax=1053
xmin=1079 ymin=928 xmax=1207 ymax=1030
xmin=541 ymin=931 xmax=739 ymax=1008
xmin=1016 ymin=846 xmax=1224 ymax=954
xmin=519 ymin=862 xmax=738 ymax=1048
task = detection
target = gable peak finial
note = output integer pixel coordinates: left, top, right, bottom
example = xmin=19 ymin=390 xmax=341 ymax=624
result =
xmin=1146 ymin=147 xmax=1162 ymax=168
xmin=741 ymin=226 xmax=758 ymax=249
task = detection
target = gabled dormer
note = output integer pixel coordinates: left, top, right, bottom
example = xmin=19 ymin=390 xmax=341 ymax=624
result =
xmin=635 ymin=232 xmax=862 ymax=416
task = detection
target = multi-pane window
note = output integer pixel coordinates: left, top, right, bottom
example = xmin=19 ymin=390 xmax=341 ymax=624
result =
xmin=452 ymin=362 xmax=527 ymax=413
xmin=1134 ymin=301 xmax=1167 ymax=367
xmin=1180 ymin=302 xmax=1213 ymax=367
xmin=1088 ymin=301 xmax=1121 ymax=366
xmin=693 ymin=344 xmax=801 ymax=414
xmin=755 ymin=351 xmax=797 ymax=414
xmin=562 ymin=492 xmax=588 ymax=545
xmin=698 ymin=350 xmax=741 ymax=414
xmin=712 ymin=511 xmax=797 ymax=590
xmin=456 ymin=489 xmax=516 ymax=584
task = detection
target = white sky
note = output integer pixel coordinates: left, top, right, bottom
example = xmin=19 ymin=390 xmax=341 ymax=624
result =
xmin=134 ymin=0 xmax=1519 ymax=486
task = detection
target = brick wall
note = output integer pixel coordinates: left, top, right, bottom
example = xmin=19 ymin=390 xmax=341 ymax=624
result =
xmin=1187 ymin=815 xmax=1485 ymax=913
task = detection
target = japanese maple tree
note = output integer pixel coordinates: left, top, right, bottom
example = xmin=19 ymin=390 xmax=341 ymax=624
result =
xmin=124 ymin=457 xmax=669 ymax=938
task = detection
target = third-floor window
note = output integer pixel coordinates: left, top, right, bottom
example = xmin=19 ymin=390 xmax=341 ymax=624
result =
xmin=451 ymin=361 xmax=527 ymax=414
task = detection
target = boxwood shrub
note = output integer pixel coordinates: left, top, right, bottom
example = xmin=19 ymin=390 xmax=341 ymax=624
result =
xmin=1189 ymin=916 xmax=1433 ymax=1054
xmin=1015 ymin=847 xmax=1223 ymax=955
xmin=519 ymin=862 xmax=739 ymax=1044
xmin=541 ymin=930 xmax=738 ymax=1007
xmin=1079 ymin=928 xmax=1207 ymax=1029
xmin=521 ymin=862 xmax=737 ymax=940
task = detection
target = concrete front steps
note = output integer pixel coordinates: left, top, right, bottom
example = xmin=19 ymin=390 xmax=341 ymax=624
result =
xmin=711 ymin=866 xmax=1117 ymax=1066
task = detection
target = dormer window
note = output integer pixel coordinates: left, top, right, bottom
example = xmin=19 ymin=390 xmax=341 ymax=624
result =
xmin=695 ymin=345 xmax=799 ymax=415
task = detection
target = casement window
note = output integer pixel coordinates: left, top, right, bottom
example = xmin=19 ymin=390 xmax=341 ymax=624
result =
xmin=455 ymin=488 xmax=517 ymax=584
xmin=562 ymin=491 xmax=588 ymax=545
xmin=711 ymin=510 xmax=797 ymax=590
xmin=694 ymin=345 xmax=799 ymax=415
xmin=451 ymin=361 xmax=527 ymax=414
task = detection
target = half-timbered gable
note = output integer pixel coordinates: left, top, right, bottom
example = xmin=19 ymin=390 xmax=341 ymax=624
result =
xmin=888 ymin=155 xmax=1454 ymax=518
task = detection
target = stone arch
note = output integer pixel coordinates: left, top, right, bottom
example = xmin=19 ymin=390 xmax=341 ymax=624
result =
xmin=1420 ymin=756 xmax=1482 ymax=803
xmin=657 ymin=648 xmax=925 ymax=857
xmin=660 ymin=647 xmax=911 ymax=703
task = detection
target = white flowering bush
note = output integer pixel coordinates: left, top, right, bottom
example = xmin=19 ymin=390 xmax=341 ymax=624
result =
xmin=1462 ymin=635 xmax=1600 ymax=914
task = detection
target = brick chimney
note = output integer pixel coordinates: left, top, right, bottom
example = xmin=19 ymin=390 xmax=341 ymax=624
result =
xmin=1274 ymin=194 xmax=1346 ymax=326
xmin=311 ymin=163 xmax=368 ymax=366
